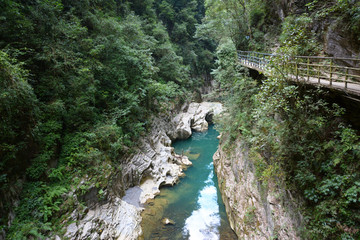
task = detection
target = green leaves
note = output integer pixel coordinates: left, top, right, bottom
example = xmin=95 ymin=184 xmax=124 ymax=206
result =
xmin=279 ymin=14 xmax=320 ymax=56
xmin=345 ymin=182 xmax=360 ymax=204
xmin=216 ymin=41 xmax=360 ymax=238
xmin=206 ymin=0 xmax=360 ymax=238
xmin=0 ymin=50 xmax=38 ymax=180
xmin=39 ymin=185 xmax=67 ymax=222
xmin=1 ymin=0 xmax=206 ymax=237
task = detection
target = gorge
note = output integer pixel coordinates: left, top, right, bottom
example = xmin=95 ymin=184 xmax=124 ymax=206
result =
xmin=1 ymin=1 xmax=360 ymax=240
xmin=63 ymin=102 xmax=225 ymax=239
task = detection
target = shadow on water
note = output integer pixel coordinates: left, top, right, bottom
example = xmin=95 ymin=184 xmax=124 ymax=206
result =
xmin=141 ymin=125 xmax=237 ymax=240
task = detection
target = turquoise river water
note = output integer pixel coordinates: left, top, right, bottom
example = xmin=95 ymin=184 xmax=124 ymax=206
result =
xmin=141 ymin=125 xmax=237 ymax=240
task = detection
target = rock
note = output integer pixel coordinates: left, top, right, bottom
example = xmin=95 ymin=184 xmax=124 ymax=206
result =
xmin=64 ymin=199 xmax=142 ymax=240
xmin=325 ymin=26 xmax=359 ymax=60
xmin=213 ymin=136 xmax=302 ymax=239
xmin=192 ymin=118 xmax=208 ymax=132
xmin=80 ymin=222 xmax=93 ymax=239
xmin=122 ymin=186 xmax=143 ymax=208
xmin=65 ymin=223 xmax=78 ymax=238
xmin=172 ymin=102 xmax=223 ymax=138
xmin=325 ymin=26 xmax=360 ymax=75
xmin=178 ymin=155 xmax=192 ymax=166
xmin=173 ymin=113 xmax=192 ymax=139
xmin=90 ymin=232 xmax=99 ymax=240
xmin=161 ymin=218 xmax=175 ymax=225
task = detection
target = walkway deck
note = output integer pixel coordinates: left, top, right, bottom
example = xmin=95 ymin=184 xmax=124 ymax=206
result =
xmin=238 ymin=51 xmax=360 ymax=98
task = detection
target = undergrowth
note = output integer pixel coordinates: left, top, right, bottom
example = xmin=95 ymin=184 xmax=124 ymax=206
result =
xmin=214 ymin=40 xmax=360 ymax=239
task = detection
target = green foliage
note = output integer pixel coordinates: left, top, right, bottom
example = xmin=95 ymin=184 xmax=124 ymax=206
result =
xmin=279 ymin=14 xmax=320 ymax=56
xmin=305 ymin=0 xmax=360 ymax=42
xmin=6 ymin=181 xmax=66 ymax=239
xmin=204 ymin=0 xmax=360 ymax=238
xmin=200 ymin=0 xmax=281 ymax=51
xmin=154 ymin=0 xmax=216 ymax=76
xmin=243 ymin=206 xmax=257 ymax=226
xmin=213 ymin=35 xmax=360 ymax=238
xmin=0 ymin=0 xmax=210 ymax=237
xmin=0 ymin=50 xmax=38 ymax=184
xmin=213 ymin=40 xmax=257 ymax=137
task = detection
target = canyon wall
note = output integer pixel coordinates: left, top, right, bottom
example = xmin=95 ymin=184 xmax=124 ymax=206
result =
xmin=213 ymin=136 xmax=303 ymax=240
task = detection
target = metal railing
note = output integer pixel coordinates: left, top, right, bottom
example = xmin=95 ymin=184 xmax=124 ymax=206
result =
xmin=238 ymin=51 xmax=360 ymax=95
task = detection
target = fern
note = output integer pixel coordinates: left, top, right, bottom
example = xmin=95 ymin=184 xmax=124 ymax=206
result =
xmin=39 ymin=185 xmax=67 ymax=222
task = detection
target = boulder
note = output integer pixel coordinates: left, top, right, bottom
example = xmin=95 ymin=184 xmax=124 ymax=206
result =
xmin=173 ymin=113 xmax=192 ymax=139
xmin=172 ymin=102 xmax=223 ymax=137
xmin=161 ymin=218 xmax=175 ymax=225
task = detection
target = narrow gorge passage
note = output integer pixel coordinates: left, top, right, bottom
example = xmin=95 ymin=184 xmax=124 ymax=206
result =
xmin=141 ymin=125 xmax=237 ymax=240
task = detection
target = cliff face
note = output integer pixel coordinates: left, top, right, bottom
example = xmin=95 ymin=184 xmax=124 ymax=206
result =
xmin=277 ymin=0 xmax=360 ymax=60
xmin=213 ymin=136 xmax=303 ymax=239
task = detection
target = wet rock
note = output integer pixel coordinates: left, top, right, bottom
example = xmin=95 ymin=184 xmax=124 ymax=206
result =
xmin=161 ymin=218 xmax=175 ymax=225
xmin=178 ymin=155 xmax=192 ymax=166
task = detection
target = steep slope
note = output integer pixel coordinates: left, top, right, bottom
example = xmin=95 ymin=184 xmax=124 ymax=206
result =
xmin=0 ymin=1 xmax=215 ymax=238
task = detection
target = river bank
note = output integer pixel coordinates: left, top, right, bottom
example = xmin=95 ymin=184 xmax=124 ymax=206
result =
xmin=63 ymin=102 xmax=224 ymax=239
xmin=140 ymin=125 xmax=237 ymax=239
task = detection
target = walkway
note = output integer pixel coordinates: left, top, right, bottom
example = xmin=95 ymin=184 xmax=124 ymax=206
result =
xmin=238 ymin=51 xmax=360 ymax=98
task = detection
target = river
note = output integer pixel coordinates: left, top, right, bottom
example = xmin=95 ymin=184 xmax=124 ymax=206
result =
xmin=141 ymin=125 xmax=237 ymax=239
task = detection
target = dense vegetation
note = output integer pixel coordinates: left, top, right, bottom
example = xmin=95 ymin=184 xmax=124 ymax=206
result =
xmin=0 ymin=0 xmax=215 ymax=238
xmin=202 ymin=0 xmax=360 ymax=239
xmin=1 ymin=0 xmax=360 ymax=239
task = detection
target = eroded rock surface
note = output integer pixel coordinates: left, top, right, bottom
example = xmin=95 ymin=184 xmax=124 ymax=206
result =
xmin=173 ymin=102 xmax=223 ymax=138
xmin=65 ymin=199 xmax=141 ymax=240
xmin=213 ymin=137 xmax=302 ymax=240
xmin=63 ymin=102 xmax=223 ymax=239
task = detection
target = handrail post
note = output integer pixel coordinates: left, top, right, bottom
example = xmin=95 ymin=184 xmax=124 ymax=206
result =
xmin=262 ymin=54 xmax=265 ymax=70
xmin=329 ymin=59 xmax=333 ymax=86
xmin=252 ymin=52 xmax=254 ymax=67
xmin=251 ymin=52 xmax=253 ymax=67
xmin=345 ymin=68 xmax=348 ymax=89
xmin=253 ymin=52 xmax=255 ymax=68
xmin=307 ymin=58 xmax=310 ymax=82
xmin=295 ymin=59 xmax=299 ymax=82
xmin=318 ymin=64 xmax=321 ymax=84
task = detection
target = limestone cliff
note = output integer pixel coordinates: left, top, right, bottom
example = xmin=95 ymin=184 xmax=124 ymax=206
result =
xmin=213 ymin=136 xmax=303 ymax=240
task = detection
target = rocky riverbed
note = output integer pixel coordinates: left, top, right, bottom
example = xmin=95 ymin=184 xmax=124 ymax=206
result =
xmin=63 ymin=102 xmax=223 ymax=239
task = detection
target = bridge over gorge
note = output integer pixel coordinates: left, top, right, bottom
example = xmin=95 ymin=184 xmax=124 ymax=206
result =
xmin=237 ymin=51 xmax=360 ymax=100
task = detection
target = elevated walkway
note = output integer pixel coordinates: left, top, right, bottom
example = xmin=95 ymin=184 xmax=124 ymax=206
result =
xmin=238 ymin=51 xmax=360 ymax=99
